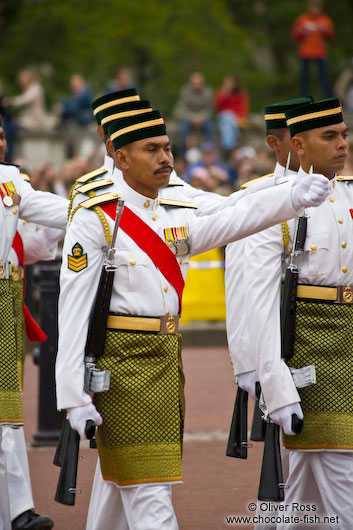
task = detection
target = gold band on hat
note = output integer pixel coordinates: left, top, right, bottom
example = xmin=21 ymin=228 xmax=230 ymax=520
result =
xmin=93 ymin=95 xmax=140 ymax=115
xmin=264 ymin=112 xmax=286 ymax=121
xmin=110 ymin=118 xmax=165 ymax=141
xmin=101 ymin=108 xmax=152 ymax=126
xmin=287 ymin=106 xmax=342 ymax=126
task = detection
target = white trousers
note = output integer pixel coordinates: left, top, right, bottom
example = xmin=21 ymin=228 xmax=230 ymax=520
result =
xmin=276 ymin=451 xmax=353 ymax=530
xmin=0 ymin=429 xmax=11 ymax=530
xmin=2 ymin=426 xmax=34 ymax=520
xmin=86 ymin=459 xmax=179 ymax=530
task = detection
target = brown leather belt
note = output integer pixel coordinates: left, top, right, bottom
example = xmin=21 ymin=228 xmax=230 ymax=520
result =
xmin=107 ymin=314 xmax=180 ymax=334
xmin=297 ymin=284 xmax=353 ymax=304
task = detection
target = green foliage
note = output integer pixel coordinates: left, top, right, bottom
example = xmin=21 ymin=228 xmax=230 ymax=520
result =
xmin=0 ymin=0 xmax=352 ymax=113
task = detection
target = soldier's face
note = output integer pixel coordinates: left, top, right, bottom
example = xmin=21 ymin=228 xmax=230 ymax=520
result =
xmin=295 ymin=122 xmax=349 ymax=177
xmin=0 ymin=127 xmax=7 ymax=162
xmin=117 ymin=135 xmax=174 ymax=197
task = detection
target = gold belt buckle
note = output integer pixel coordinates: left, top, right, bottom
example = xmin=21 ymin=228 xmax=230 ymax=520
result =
xmin=160 ymin=314 xmax=179 ymax=334
xmin=0 ymin=262 xmax=5 ymax=280
xmin=339 ymin=285 xmax=353 ymax=304
xmin=12 ymin=266 xmax=19 ymax=282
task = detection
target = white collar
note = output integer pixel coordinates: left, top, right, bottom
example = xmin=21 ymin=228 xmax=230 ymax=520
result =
xmin=119 ymin=175 xmax=159 ymax=211
xmin=275 ymin=162 xmax=297 ymax=177
xmin=103 ymin=154 xmax=114 ymax=173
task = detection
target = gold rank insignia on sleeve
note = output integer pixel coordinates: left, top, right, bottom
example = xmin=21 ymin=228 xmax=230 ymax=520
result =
xmin=68 ymin=242 xmax=88 ymax=272
xmin=164 ymin=226 xmax=189 ymax=256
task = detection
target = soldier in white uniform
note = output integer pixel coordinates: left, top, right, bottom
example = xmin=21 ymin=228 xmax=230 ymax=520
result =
xmin=0 ymin=153 xmax=68 ymax=529
xmin=225 ymin=97 xmax=312 ymax=401
xmin=244 ymin=98 xmax=353 ymax=528
xmin=55 ymin=105 xmax=329 ymax=529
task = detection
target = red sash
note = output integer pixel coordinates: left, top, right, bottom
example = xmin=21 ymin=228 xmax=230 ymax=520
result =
xmin=101 ymin=202 xmax=185 ymax=313
xmin=12 ymin=231 xmax=47 ymax=342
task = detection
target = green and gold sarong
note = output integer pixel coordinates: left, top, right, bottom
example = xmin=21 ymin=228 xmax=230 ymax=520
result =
xmin=0 ymin=279 xmax=24 ymax=425
xmin=284 ymin=300 xmax=353 ymax=450
xmin=94 ymin=330 xmax=184 ymax=486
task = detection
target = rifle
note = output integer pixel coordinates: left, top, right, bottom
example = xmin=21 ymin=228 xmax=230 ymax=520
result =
xmin=84 ymin=198 xmax=125 ymax=392
xmin=54 ymin=198 xmax=125 ymax=506
xmin=54 ymin=417 xmax=96 ymax=506
xmin=250 ymin=382 xmax=266 ymax=442
xmin=258 ymin=215 xmax=306 ymax=501
xmin=258 ymin=414 xmax=303 ymax=501
xmin=281 ymin=215 xmax=307 ymax=360
xmin=226 ymin=386 xmax=251 ymax=459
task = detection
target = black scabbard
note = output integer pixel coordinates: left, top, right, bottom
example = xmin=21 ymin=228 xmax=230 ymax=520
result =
xmin=226 ymin=387 xmax=248 ymax=459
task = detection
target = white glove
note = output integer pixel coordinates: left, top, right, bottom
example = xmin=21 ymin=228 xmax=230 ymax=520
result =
xmin=291 ymin=173 xmax=329 ymax=210
xmin=67 ymin=403 xmax=103 ymax=439
xmin=270 ymin=403 xmax=303 ymax=435
xmin=237 ymin=370 xmax=259 ymax=400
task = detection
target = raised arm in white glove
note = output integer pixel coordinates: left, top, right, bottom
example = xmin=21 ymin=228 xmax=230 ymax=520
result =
xmin=270 ymin=403 xmax=304 ymax=435
xmin=237 ymin=370 xmax=259 ymax=401
xmin=291 ymin=173 xmax=330 ymax=211
xmin=67 ymin=402 xmax=103 ymax=439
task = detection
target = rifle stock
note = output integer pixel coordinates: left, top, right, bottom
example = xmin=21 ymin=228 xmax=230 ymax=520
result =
xmin=54 ymin=418 xmax=96 ymax=506
xmin=258 ymin=422 xmax=284 ymax=502
xmin=226 ymin=387 xmax=249 ymax=459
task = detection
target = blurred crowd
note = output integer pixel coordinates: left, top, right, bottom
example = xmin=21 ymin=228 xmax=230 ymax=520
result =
xmin=1 ymin=9 xmax=353 ymax=200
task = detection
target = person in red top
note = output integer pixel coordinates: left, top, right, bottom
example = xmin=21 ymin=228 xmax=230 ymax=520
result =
xmin=214 ymin=74 xmax=249 ymax=157
xmin=292 ymin=0 xmax=334 ymax=97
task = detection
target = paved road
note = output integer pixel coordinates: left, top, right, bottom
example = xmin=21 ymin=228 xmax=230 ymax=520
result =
xmin=23 ymin=346 xmax=263 ymax=530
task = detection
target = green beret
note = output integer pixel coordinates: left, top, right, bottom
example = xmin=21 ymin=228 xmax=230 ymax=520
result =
xmin=107 ymin=110 xmax=167 ymax=150
xmin=98 ymin=100 xmax=152 ymax=136
xmin=264 ymin=97 xmax=314 ymax=131
xmin=91 ymin=89 xmax=140 ymax=124
xmin=286 ymin=97 xmax=343 ymax=137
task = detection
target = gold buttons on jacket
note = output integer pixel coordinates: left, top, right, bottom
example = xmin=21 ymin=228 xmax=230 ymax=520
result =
xmin=179 ymin=259 xmax=183 ymax=264
xmin=164 ymin=286 xmax=168 ymax=292
xmin=329 ymin=196 xmax=334 ymax=202
xmin=130 ymin=259 xmax=136 ymax=266
xmin=342 ymin=266 xmax=348 ymax=273
xmin=311 ymin=244 xmax=317 ymax=251
xmin=144 ymin=200 xmax=150 ymax=208
xmin=342 ymin=241 xmax=347 ymax=248
xmin=151 ymin=214 xmax=157 ymax=221
xmin=12 ymin=208 xmax=17 ymax=215
xmin=338 ymin=218 xmax=343 ymax=224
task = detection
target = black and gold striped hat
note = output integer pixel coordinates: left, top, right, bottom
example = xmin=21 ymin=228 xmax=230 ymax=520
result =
xmin=264 ymin=97 xmax=313 ymax=132
xmin=97 ymin=100 xmax=152 ymax=136
xmin=286 ymin=97 xmax=343 ymax=137
xmin=91 ymin=89 xmax=140 ymax=125
xmin=107 ymin=110 xmax=167 ymax=150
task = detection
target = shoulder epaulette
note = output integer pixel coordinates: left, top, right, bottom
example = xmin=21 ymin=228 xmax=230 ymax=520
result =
xmin=337 ymin=175 xmax=353 ymax=182
xmin=20 ymin=172 xmax=30 ymax=182
xmin=76 ymin=167 xmax=108 ymax=184
xmin=167 ymin=179 xmax=184 ymax=187
xmin=80 ymin=192 xmax=120 ymax=210
xmin=240 ymin=173 xmax=275 ymax=190
xmin=159 ymin=198 xmax=197 ymax=209
xmin=0 ymin=161 xmax=20 ymax=168
xmin=75 ymin=178 xmax=114 ymax=195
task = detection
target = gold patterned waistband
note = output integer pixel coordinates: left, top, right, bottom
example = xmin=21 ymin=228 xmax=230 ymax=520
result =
xmin=0 ymin=262 xmax=24 ymax=282
xmin=297 ymin=284 xmax=353 ymax=304
xmin=107 ymin=314 xmax=180 ymax=334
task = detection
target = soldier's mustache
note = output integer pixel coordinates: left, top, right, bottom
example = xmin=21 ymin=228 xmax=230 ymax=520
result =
xmin=154 ymin=165 xmax=174 ymax=174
